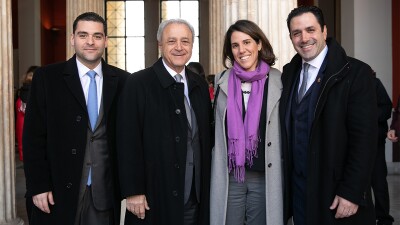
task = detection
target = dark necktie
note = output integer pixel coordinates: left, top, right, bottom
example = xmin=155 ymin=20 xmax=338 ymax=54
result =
xmin=175 ymin=74 xmax=192 ymax=128
xmin=298 ymin=63 xmax=310 ymax=102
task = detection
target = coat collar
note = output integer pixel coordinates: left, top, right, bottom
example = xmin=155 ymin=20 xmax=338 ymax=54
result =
xmin=284 ymin=38 xmax=349 ymax=85
xmin=62 ymin=55 xmax=119 ymax=116
xmin=153 ymin=57 xmax=200 ymax=93
xmin=266 ymin=68 xmax=282 ymax=120
xmin=217 ymin=69 xmax=230 ymax=97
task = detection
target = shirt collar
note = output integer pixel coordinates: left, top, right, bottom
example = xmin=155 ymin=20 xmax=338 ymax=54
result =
xmin=76 ymin=58 xmax=103 ymax=79
xmin=303 ymin=45 xmax=328 ymax=70
xmin=162 ymin=58 xmax=187 ymax=82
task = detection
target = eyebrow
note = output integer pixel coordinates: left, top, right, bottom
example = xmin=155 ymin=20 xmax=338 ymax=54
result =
xmin=76 ymin=31 xmax=105 ymax=36
xmin=232 ymin=38 xmax=252 ymax=44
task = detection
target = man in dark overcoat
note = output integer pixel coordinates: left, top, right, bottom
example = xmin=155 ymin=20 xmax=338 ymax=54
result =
xmin=23 ymin=12 xmax=129 ymax=225
xmin=371 ymin=75 xmax=394 ymax=225
xmin=116 ymin=18 xmax=212 ymax=225
xmin=279 ymin=6 xmax=378 ymax=225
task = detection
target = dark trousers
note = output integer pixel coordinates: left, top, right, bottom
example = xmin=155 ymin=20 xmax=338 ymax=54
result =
xmin=292 ymin=172 xmax=306 ymax=225
xmin=371 ymin=143 xmax=394 ymax=225
xmin=75 ymin=186 xmax=114 ymax=225
xmin=184 ymin=182 xmax=199 ymax=225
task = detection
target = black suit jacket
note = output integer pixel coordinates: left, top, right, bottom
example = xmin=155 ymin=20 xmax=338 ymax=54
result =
xmin=23 ymin=55 xmax=129 ymax=225
xmin=117 ymin=58 xmax=212 ymax=225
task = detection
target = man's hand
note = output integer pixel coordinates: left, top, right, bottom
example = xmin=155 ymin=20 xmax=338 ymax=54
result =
xmin=126 ymin=195 xmax=150 ymax=219
xmin=32 ymin=191 xmax=55 ymax=213
xmin=329 ymin=195 xmax=358 ymax=218
xmin=387 ymin=129 xmax=398 ymax=142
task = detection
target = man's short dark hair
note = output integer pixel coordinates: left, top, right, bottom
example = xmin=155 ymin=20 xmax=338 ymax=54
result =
xmin=287 ymin=5 xmax=325 ymax=34
xmin=73 ymin=12 xmax=107 ymax=34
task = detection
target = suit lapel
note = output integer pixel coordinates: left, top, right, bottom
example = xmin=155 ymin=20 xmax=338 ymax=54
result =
xmin=218 ymin=69 xmax=230 ymax=99
xmin=266 ymin=69 xmax=283 ymax=122
xmin=63 ymin=56 xmax=87 ymax=111
xmin=102 ymin=61 xmax=119 ymax=119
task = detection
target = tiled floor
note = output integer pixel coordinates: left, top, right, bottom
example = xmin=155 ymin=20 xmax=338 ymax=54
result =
xmin=15 ymin=159 xmax=400 ymax=225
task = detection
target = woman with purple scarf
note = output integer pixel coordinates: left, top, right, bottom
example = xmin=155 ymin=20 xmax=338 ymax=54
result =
xmin=210 ymin=20 xmax=284 ymax=225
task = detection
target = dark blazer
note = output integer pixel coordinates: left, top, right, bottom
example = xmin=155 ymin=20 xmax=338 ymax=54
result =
xmin=279 ymin=38 xmax=378 ymax=225
xmin=117 ymin=58 xmax=212 ymax=225
xmin=23 ymin=55 xmax=129 ymax=225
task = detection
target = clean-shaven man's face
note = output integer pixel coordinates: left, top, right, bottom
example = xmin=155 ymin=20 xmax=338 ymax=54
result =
xmin=289 ymin=12 xmax=327 ymax=61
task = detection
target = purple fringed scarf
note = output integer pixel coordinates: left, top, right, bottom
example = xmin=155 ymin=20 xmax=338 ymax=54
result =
xmin=227 ymin=60 xmax=270 ymax=183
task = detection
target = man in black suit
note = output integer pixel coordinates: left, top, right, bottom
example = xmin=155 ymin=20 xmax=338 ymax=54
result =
xmin=23 ymin=12 xmax=129 ymax=225
xmin=117 ymin=19 xmax=212 ymax=225
xmin=279 ymin=5 xmax=378 ymax=225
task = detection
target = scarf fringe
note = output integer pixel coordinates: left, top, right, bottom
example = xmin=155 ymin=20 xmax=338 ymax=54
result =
xmin=246 ymin=135 xmax=260 ymax=167
xmin=232 ymin=165 xmax=245 ymax=183
xmin=228 ymin=139 xmax=239 ymax=172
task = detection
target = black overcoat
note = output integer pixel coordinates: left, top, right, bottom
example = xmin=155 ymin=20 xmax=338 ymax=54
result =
xmin=117 ymin=58 xmax=212 ymax=225
xmin=23 ymin=55 xmax=129 ymax=225
xmin=279 ymin=38 xmax=378 ymax=225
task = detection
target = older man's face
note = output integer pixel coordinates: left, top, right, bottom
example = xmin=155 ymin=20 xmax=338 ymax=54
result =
xmin=159 ymin=23 xmax=193 ymax=74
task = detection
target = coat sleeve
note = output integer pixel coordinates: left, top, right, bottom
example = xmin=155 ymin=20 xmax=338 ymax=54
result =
xmin=116 ymin=74 xmax=146 ymax=198
xmin=375 ymin=77 xmax=392 ymax=123
xmin=336 ymin=64 xmax=378 ymax=205
xmin=23 ymin=68 xmax=52 ymax=196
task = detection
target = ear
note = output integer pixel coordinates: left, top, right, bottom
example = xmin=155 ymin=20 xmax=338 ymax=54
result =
xmin=323 ymin=25 xmax=328 ymax=40
xmin=70 ymin=33 xmax=75 ymax=46
xmin=258 ymin=42 xmax=262 ymax=51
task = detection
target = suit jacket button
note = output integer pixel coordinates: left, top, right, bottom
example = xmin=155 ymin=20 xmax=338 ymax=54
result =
xmin=175 ymin=109 xmax=181 ymax=114
xmin=174 ymin=163 xmax=180 ymax=169
xmin=175 ymin=136 xmax=180 ymax=142
xmin=71 ymin=149 xmax=76 ymax=154
xmin=90 ymin=137 xmax=94 ymax=142
xmin=268 ymin=163 xmax=272 ymax=168
xmin=76 ymin=115 xmax=82 ymax=122
xmin=267 ymin=142 xmax=271 ymax=146
xmin=66 ymin=183 xmax=72 ymax=188
xmin=172 ymin=190 xmax=178 ymax=197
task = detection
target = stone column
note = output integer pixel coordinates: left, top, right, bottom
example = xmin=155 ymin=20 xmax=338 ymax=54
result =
xmin=209 ymin=0 xmax=297 ymax=74
xmin=0 ymin=0 xmax=24 ymax=224
xmin=66 ymin=0 xmax=104 ymax=59
xmin=259 ymin=0 xmax=297 ymax=71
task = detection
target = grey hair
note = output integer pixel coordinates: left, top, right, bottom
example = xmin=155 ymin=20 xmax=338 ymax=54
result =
xmin=156 ymin=18 xmax=195 ymax=43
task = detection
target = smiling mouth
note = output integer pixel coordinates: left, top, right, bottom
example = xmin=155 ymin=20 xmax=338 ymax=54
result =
xmin=300 ymin=41 xmax=315 ymax=50
xmin=240 ymin=55 xmax=250 ymax=60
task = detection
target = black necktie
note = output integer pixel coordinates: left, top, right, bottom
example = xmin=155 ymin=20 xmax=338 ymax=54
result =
xmin=175 ymin=74 xmax=192 ymax=128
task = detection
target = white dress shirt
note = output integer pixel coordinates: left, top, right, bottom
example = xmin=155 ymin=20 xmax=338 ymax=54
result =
xmin=76 ymin=59 xmax=103 ymax=114
xmin=162 ymin=59 xmax=191 ymax=106
xmin=298 ymin=45 xmax=328 ymax=92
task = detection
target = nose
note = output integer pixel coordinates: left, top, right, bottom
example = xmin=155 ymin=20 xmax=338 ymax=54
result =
xmin=86 ymin=35 xmax=94 ymax=45
xmin=301 ymin=31 xmax=310 ymax=43
xmin=238 ymin=44 xmax=245 ymax=53
xmin=175 ymin=41 xmax=182 ymax=50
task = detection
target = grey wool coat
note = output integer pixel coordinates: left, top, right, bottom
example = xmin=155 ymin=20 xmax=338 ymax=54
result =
xmin=210 ymin=68 xmax=284 ymax=225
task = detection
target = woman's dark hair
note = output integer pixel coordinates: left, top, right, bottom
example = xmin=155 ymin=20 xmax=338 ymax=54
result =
xmin=222 ymin=20 xmax=276 ymax=69
xmin=187 ymin=62 xmax=205 ymax=78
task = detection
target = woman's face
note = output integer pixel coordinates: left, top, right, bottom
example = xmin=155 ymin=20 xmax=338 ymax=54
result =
xmin=230 ymin=31 xmax=261 ymax=71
